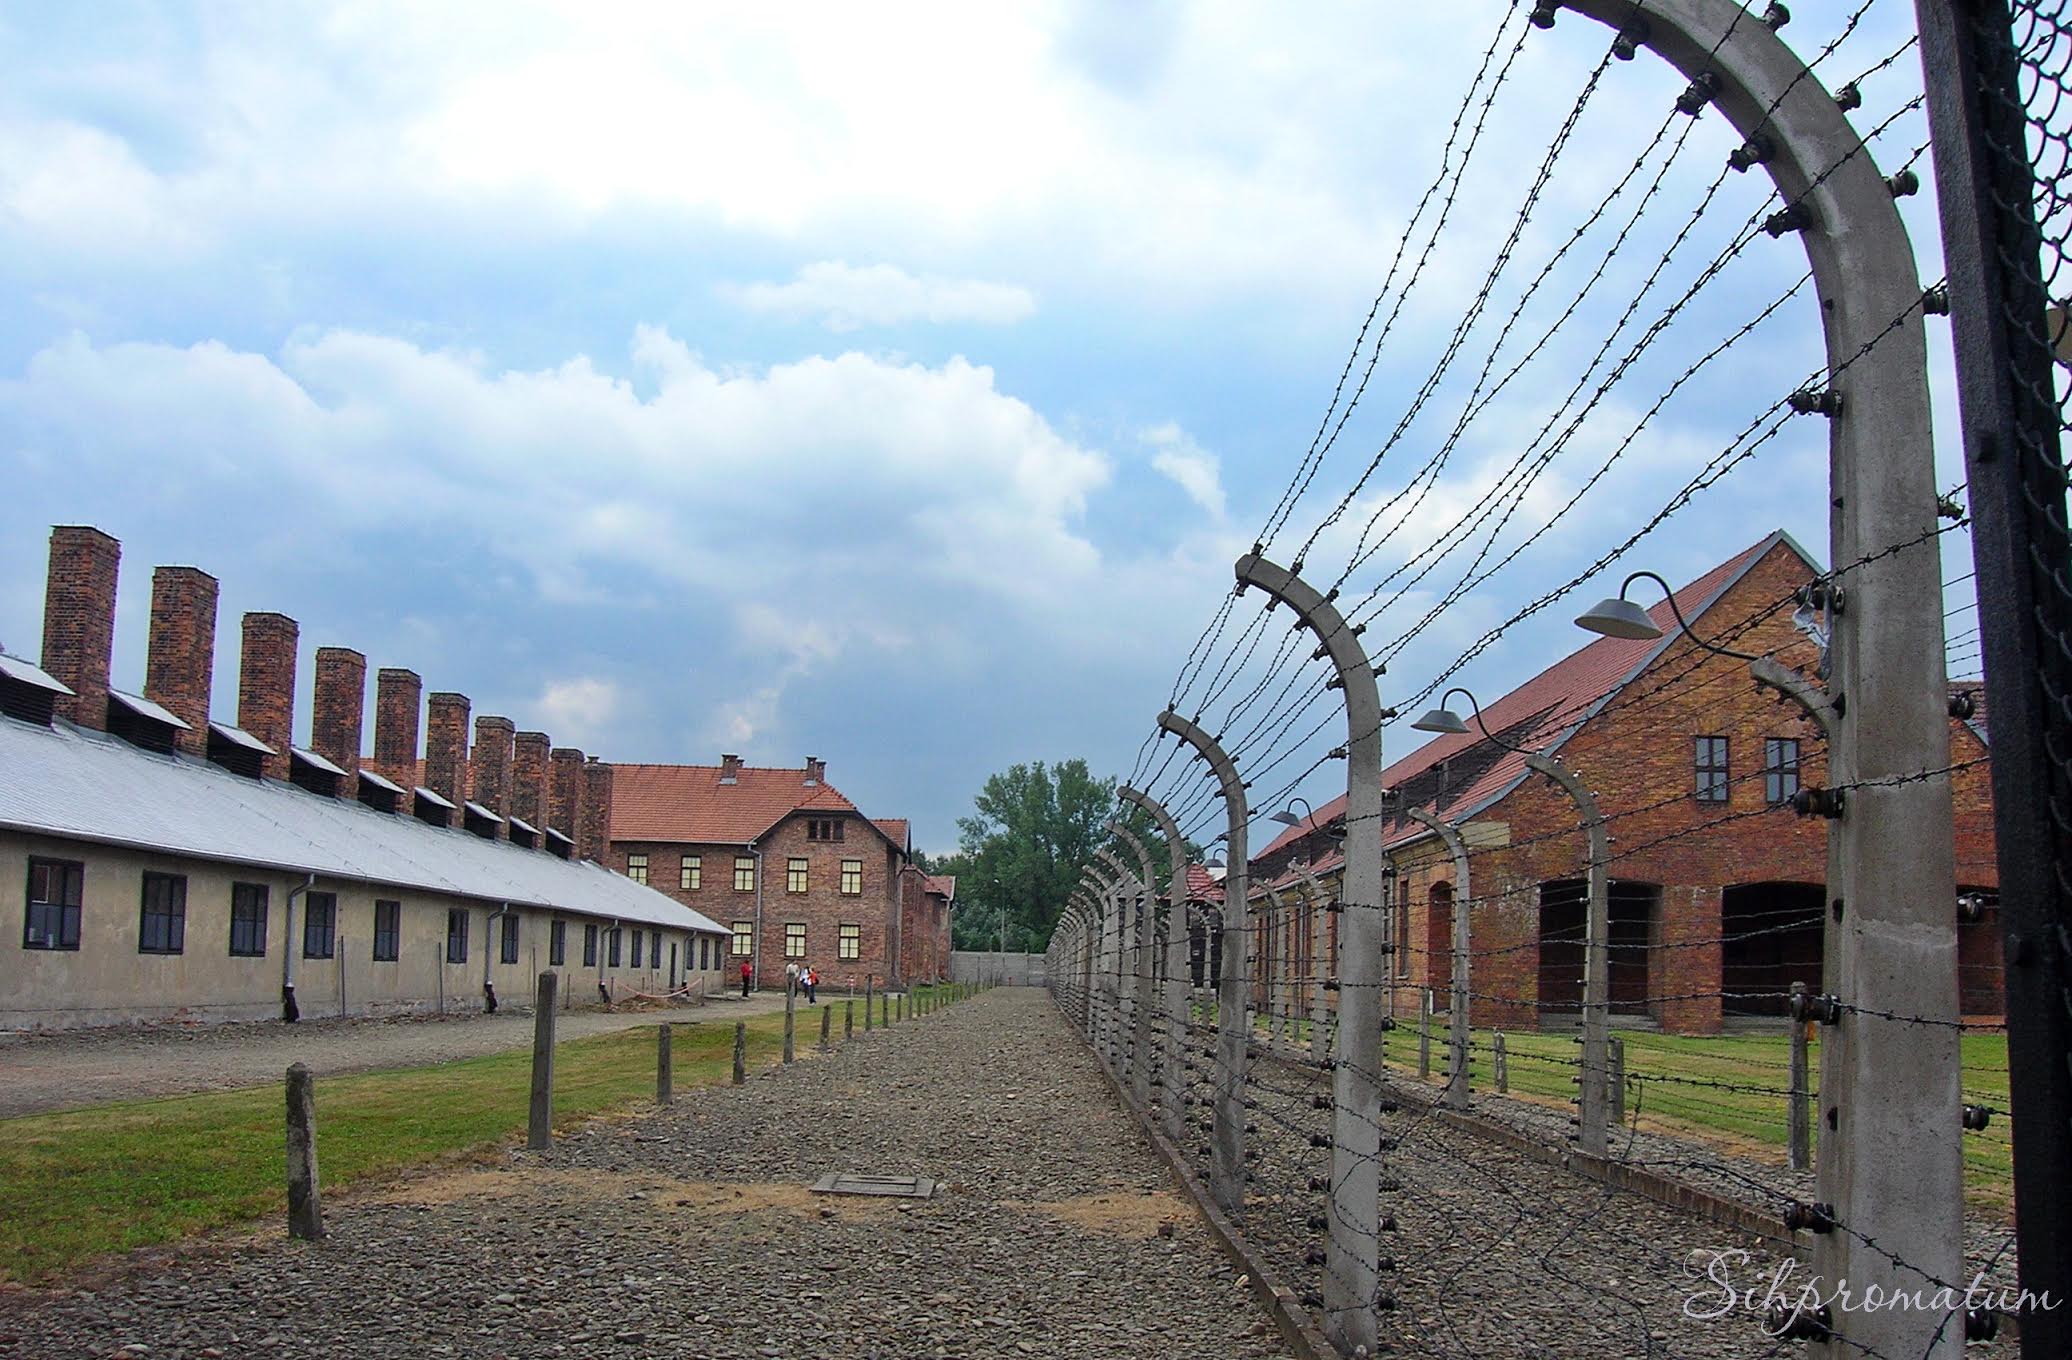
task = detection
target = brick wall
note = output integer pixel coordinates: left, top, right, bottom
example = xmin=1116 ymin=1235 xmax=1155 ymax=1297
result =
xmin=311 ymin=647 xmax=366 ymax=795
xmin=549 ymin=747 xmax=587 ymax=843
xmin=371 ymin=668 xmax=423 ymax=795
xmin=237 ymin=612 xmax=299 ymax=780
xmin=41 ymin=526 xmax=120 ymax=731
xmin=579 ymin=758 xmax=613 ymax=862
xmin=511 ymin=731 xmax=551 ymax=829
xmin=424 ymin=692 xmax=470 ymax=808
xmin=470 ymin=715 xmax=515 ymax=836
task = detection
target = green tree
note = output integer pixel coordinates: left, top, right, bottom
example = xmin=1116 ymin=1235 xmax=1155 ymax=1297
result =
xmin=947 ymin=759 xmax=1184 ymax=953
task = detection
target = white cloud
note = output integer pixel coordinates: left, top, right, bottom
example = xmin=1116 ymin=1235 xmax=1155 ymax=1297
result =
xmin=726 ymin=261 xmax=1035 ymax=331
xmin=1144 ymin=422 xmax=1226 ymax=518
xmin=535 ymin=676 xmax=621 ymax=744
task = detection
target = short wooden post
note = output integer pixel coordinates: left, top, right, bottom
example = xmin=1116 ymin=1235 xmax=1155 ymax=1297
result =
xmin=845 ymin=999 xmax=854 ymax=1039
xmin=1417 ymin=987 xmax=1433 ymax=1081
xmin=783 ymin=977 xmax=797 ymax=1064
xmin=1609 ymin=1036 xmax=1626 ymax=1126
xmin=528 ymin=972 xmax=558 ymax=1149
xmin=881 ymin=993 xmax=889 ymax=1027
xmin=285 ymin=1062 xmax=323 ymax=1240
xmin=732 ymin=1021 xmax=747 ymax=1084
xmin=865 ymin=976 xmax=875 ymax=1032
xmin=1789 ymin=982 xmax=1812 ymax=1171
xmin=656 ymin=1023 xmax=674 ymax=1105
xmin=1493 ymin=1032 xmax=1509 ymax=1094
xmin=819 ymin=1004 xmax=832 ymax=1052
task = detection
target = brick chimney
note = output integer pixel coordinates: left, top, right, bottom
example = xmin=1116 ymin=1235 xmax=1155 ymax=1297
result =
xmin=549 ymin=746 xmax=587 ymax=840
xmin=237 ymin=612 xmax=298 ymax=780
xmin=372 ymin=667 xmax=423 ymax=794
xmin=580 ymin=756 xmax=614 ymax=863
xmin=805 ymin=755 xmax=826 ymax=786
xmin=144 ymin=565 xmax=217 ymax=755
xmin=40 ymin=526 xmax=120 ymax=731
xmin=311 ymin=647 xmax=366 ymax=796
xmin=424 ymin=692 xmax=470 ymax=810
xmin=720 ymin=752 xmax=742 ymax=784
xmin=511 ymin=731 xmax=551 ymax=830
xmin=470 ymin=714 xmax=515 ymax=836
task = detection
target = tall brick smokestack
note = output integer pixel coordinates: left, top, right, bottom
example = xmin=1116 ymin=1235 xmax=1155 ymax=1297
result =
xmin=144 ymin=565 xmax=217 ymax=755
xmin=470 ymin=714 xmax=514 ymax=837
xmin=549 ymin=747 xmax=587 ymax=841
xmin=311 ymin=647 xmax=366 ymax=797
xmin=41 ymin=526 xmax=120 ymax=731
xmin=372 ymin=668 xmax=422 ymax=795
xmin=424 ymin=692 xmax=470 ymax=811
xmin=512 ymin=731 xmax=551 ymax=832
xmin=238 ymin=612 xmax=298 ymax=780
xmin=580 ymin=756 xmax=614 ymax=863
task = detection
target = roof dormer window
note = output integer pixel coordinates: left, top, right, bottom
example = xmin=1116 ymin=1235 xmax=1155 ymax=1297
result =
xmin=207 ymin=722 xmax=273 ymax=779
xmin=289 ymin=746 xmax=346 ymax=798
xmin=107 ymin=689 xmax=189 ymax=756
xmin=0 ymin=653 xmax=71 ymax=727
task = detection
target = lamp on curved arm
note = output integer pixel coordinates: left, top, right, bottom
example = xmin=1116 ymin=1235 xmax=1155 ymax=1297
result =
xmin=1574 ymin=570 xmax=1759 ymax=660
xmin=1409 ymin=687 xmax=1525 ymax=751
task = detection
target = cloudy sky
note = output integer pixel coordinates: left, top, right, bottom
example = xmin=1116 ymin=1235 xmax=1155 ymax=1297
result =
xmin=0 ymin=2 xmax=1962 ymax=853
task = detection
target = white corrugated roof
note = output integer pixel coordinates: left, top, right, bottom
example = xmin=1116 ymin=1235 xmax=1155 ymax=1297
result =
xmin=290 ymin=745 xmax=347 ymax=776
xmin=0 ymin=716 xmax=726 ymax=935
xmin=0 ymin=653 xmax=73 ymax=695
xmin=110 ymin=689 xmax=190 ymax=730
xmin=208 ymin=721 xmax=275 ymax=755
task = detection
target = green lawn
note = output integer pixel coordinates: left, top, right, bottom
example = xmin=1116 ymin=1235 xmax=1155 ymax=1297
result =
xmin=0 ymin=984 xmax=978 ymax=1283
xmin=1247 ymin=1009 xmax=2014 ymax=1214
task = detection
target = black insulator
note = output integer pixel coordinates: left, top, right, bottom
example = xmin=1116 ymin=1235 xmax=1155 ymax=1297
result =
xmin=1963 ymin=1104 xmax=1994 ymax=1132
xmin=1765 ymin=203 xmax=1817 ymax=238
xmin=1783 ymin=1200 xmax=1836 ymax=1234
xmin=1675 ymin=71 xmax=1720 ymax=116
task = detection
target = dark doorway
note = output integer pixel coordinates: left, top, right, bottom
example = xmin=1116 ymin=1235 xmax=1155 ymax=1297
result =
xmin=1720 ymin=882 xmax=1825 ymax=1017
xmin=1427 ymin=881 xmax=1454 ymax=994
xmin=1538 ymin=879 xmax=1659 ymax=1021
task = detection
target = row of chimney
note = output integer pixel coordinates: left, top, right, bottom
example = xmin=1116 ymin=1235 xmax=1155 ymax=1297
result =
xmin=37 ymin=526 xmax=615 ymax=862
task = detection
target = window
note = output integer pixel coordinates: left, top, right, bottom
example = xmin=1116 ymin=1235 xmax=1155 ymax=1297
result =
xmin=784 ymin=922 xmax=807 ymax=959
xmin=303 ymin=892 xmax=337 ymax=959
xmin=681 ymin=855 xmax=701 ymax=891
xmin=840 ymin=859 xmax=862 ymax=895
xmin=734 ymin=856 xmax=756 ymax=891
xmin=626 ymin=852 xmax=648 ymax=886
xmin=550 ymin=919 xmax=567 ymax=966
xmin=1695 ymin=736 xmax=1731 ymax=803
xmin=23 ymin=858 xmax=83 ymax=951
xmin=138 ymin=872 xmax=187 ymax=955
xmin=787 ymin=857 xmax=809 ymax=893
xmin=372 ymin=899 xmax=400 ymax=962
xmin=699 ymin=936 xmax=710 ymax=970
xmin=806 ymin=817 xmax=844 ymax=841
xmin=651 ymin=932 xmax=662 ymax=969
xmin=230 ymin=883 xmax=269 ymax=958
xmin=1764 ymin=737 xmax=1801 ymax=804
xmin=500 ymin=912 xmax=520 ymax=964
xmin=839 ymin=923 xmax=860 ymax=961
xmin=608 ymin=927 xmax=623 ymax=968
xmin=631 ymin=928 xmax=644 ymax=968
xmin=732 ymin=921 xmax=754 ymax=957
xmin=446 ymin=907 xmax=469 ymax=964
xmin=583 ymin=922 xmax=598 ymax=966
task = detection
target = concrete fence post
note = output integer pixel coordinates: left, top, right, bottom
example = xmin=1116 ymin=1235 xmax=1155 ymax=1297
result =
xmin=1525 ymin=753 xmax=1611 ymax=1158
xmin=732 ymin=1021 xmax=747 ymax=1085
xmin=657 ymin=1023 xmax=673 ymax=1106
xmin=865 ymin=976 xmax=875 ymax=1031
xmin=820 ymin=1004 xmax=832 ymax=1052
xmin=1235 ymin=552 xmax=1386 ymax=1352
xmin=1119 ymin=783 xmax=1192 ymax=1150
xmin=1156 ymin=711 xmax=1249 ymax=1219
xmin=528 ymin=972 xmax=558 ymax=1149
xmin=285 ymin=1062 xmax=323 ymax=1241
xmin=1402 ymin=805 xmax=1473 ymax=1110
xmin=1790 ymin=983 xmax=1813 ymax=1172
xmin=845 ymin=999 xmax=855 ymax=1040
xmin=1108 ymin=820 xmax=1161 ymax=1110
xmin=1494 ymin=1032 xmax=1509 ymax=1094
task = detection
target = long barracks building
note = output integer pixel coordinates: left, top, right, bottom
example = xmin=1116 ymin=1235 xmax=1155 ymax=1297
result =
xmin=2 ymin=526 xmax=732 ymax=1031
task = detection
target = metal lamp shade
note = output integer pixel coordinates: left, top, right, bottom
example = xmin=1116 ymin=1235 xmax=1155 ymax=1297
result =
xmin=1409 ymin=707 xmax=1470 ymax=735
xmin=1574 ymin=596 xmax=1663 ymax=640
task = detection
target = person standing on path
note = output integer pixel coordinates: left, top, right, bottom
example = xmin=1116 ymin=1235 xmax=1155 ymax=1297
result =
xmin=802 ymin=966 xmax=817 ymax=1004
xmin=740 ymin=958 xmax=752 ymax=998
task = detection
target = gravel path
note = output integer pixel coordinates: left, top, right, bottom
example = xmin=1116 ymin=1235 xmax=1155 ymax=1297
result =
xmin=0 ymin=988 xmax=1294 ymax=1360
xmin=0 ymin=991 xmax=827 ymax=1119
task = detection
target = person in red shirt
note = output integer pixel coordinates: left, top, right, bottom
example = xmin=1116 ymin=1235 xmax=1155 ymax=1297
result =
xmin=740 ymin=958 xmax=752 ymax=998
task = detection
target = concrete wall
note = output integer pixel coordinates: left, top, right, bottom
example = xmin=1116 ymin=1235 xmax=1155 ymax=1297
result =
xmin=2 ymin=830 xmax=728 ymax=1031
xmin=950 ymin=950 xmax=1046 ymax=986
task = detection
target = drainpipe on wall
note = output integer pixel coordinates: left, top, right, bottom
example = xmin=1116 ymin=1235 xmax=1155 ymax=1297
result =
xmin=282 ymin=872 xmax=315 ymax=1022
xmin=483 ymin=903 xmax=510 ymax=1013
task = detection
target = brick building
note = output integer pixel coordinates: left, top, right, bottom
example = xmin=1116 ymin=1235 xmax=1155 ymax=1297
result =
xmin=1244 ymin=531 xmax=1999 ymax=1035
xmin=608 ymin=761 xmax=943 ymax=990
xmin=4 ymin=527 xmax=729 ymax=1031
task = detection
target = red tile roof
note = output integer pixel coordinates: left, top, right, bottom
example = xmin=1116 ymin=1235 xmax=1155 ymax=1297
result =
xmin=1184 ymin=862 xmax=1225 ymax=903
xmin=610 ymin=761 xmax=868 ymax=845
xmin=1252 ymin=531 xmax=1809 ymax=864
xmin=873 ymin=818 xmax=911 ymax=852
xmin=923 ymin=874 xmax=957 ymax=900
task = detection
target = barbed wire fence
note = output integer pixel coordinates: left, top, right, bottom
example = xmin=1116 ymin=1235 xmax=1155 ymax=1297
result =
xmin=1042 ymin=1 xmax=2068 ymax=1357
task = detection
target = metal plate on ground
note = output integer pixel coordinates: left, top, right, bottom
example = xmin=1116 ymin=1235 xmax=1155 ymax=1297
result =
xmin=810 ymin=1172 xmax=936 ymax=1199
